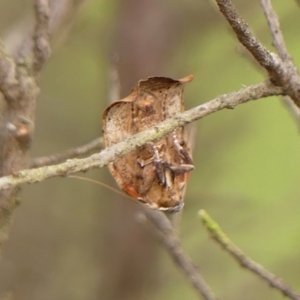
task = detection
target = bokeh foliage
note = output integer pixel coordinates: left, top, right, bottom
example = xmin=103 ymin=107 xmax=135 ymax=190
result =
xmin=0 ymin=1 xmax=300 ymax=300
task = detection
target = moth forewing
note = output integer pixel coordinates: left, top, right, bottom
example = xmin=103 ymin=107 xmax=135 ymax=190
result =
xmin=102 ymin=75 xmax=194 ymax=212
xmin=102 ymin=99 xmax=139 ymax=198
xmin=102 ymin=100 xmax=133 ymax=146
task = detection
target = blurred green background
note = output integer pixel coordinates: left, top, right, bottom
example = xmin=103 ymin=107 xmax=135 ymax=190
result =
xmin=1 ymin=0 xmax=300 ymax=299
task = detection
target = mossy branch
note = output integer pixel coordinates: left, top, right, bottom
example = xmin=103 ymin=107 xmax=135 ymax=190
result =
xmin=0 ymin=80 xmax=283 ymax=192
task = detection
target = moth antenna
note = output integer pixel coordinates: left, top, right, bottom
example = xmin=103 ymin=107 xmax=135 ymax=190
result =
xmin=69 ymin=175 xmax=133 ymax=200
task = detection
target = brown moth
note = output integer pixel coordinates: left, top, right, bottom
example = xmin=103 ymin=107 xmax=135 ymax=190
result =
xmin=102 ymin=75 xmax=194 ymax=213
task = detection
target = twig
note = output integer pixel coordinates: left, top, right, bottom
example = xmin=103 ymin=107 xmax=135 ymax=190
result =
xmin=258 ymin=0 xmax=300 ymax=119
xmin=0 ymin=80 xmax=283 ymax=191
xmin=14 ymin=0 xmax=87 ymax=61
xmin=229 ymin=2 xmax=300 ymax=125
xmin=29 ymin=137 xmax=103 ymax=168
xmin=108 ymin=52 xmax=121 ymax=103
xmin=0 ymin=0 xmax=52 ymax=262
xmin=260 ymin=0 xmax=292 ymax=63
xmin=141 ymin=209 xmax=217 ymax=300
xmin=0 ymin=0 xmax=91 ymax=260
xmin=33 ymin=0 xmax=51 ymax=74
xmin=205 ymin=0 xmax=264 ymax=74
xmin=215 ymin=0 xmax=281 ymax=77
xmin=214 ymin=0 xmax=300 ymax=107
xmin=281 ymin=96 xmax=300 ymax=127
xmin=259 ymin=0 xmax=298 ymax=123
xmin=199 ymin=210 xmax=300 ymax=300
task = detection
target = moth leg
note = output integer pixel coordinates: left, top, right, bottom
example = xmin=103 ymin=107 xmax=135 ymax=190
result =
xmin=137 ymin=142 xmax=157 ymax=167
xmin=164 ymin=168 xmax=173 ymax=188
xmin=136 ymin=143 xmax=166 ymax=186
xmin=167 ymin=163 xmax=194 ymax=175
xmin=172 ymin=131 xmax=193 ymax=165
xmin=151 ymin=143 xmax=166 ymax=186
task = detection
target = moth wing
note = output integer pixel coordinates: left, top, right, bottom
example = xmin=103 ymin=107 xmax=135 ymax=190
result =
xmin=102 ymin=88 xmax=137 ymax=146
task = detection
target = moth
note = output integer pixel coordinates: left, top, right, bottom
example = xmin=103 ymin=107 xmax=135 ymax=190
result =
xmin=102 ymin=75 xmax=194 ymax=213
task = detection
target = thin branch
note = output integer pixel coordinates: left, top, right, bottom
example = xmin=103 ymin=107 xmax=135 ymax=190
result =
xmin=0 ymin=0 xmax=92 ymax=260
xmin=281 ymin=95 xmax=300 ymax=126
xmin=215 ymin=0 xmax=282 ymax=78
xmin=260 ymin=0 xmax=292 ymax=63
xmin=0 ymin=80 xmax=284 ymax=191
xmin=214 ymin=0 xmax=300 ymax=107
xmin=11 ymin=0 xmax=88 ymax=61
xmin=206 ymin=0 xmax=265 ymax=74
xmin=29 ymin=137 xmax=103 ymax=168
xmin=141 ymin=209 xmax=217 ymax=300
xmin=0 ymin=0 xmax=51 ymax=101
xmin=199 ymin=210 xmax=300 ymax=300
xmin=229 ymin=2 xmax=300 ymax=126
xmin=33 ymin=0 xmax=51 ymax=74
xmin=108 ymin=52 xmax=121 ymax=103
